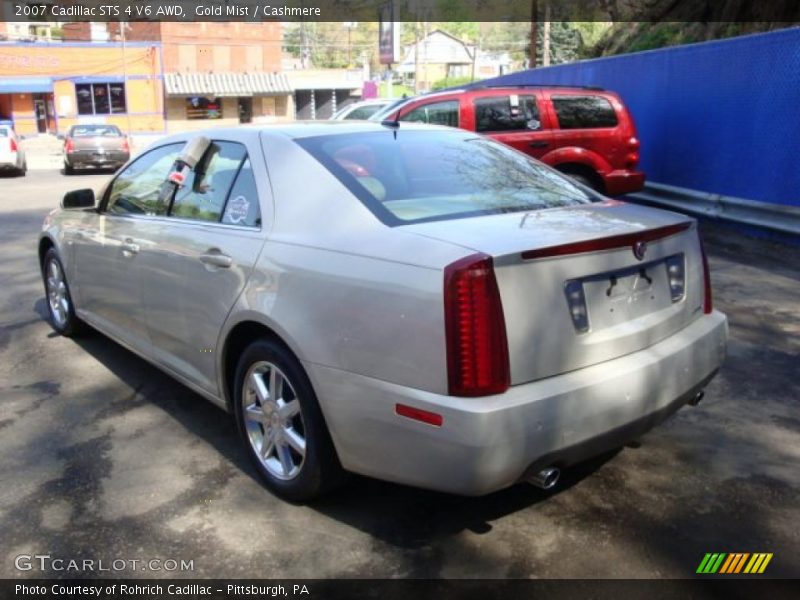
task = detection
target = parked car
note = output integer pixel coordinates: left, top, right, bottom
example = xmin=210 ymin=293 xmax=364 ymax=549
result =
xmin=330 ymin=99 xmax=392 ymax=121
xmin=371 ymin=85 xmax=645 ymax=195
xmin=60 ymin=124 xmax=130 ymax=175
xmin=39 ymin=123 xmax=726 ymax=501
xmin=0 ymin=125 xmax=27 ymax=176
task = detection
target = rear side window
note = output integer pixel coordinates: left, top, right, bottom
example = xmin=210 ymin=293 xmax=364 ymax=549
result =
xmin=171 ymin=141 xmax=247 ymax=223
xmin=221 ymin=159 xmax=261 ymax=227
xmin=400 ymin=100 xmax=459 ymax=127
xmin=551 ymin=96 xmax=618 ymax=129
xmin=474 ymin=95 xmax=541 ymax=132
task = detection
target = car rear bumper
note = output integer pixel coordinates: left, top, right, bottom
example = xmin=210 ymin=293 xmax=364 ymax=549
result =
xmin=604 ymin=169 xmax=646 ymax=196
xmin=66 ymin=151 xmax=129 ymax=168
xmin=306 ymin=310 xmax=727 ymax=496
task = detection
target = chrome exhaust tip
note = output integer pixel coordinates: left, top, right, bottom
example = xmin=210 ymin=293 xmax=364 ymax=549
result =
xmin=688 ymin=391 xmax=705 ymax=406
xmin=528 ymin=467 xmax=560 ymax=490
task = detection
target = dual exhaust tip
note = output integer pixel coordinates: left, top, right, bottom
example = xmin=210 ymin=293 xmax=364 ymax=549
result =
xmin=527 ymin=466 xmax=560 ymax=490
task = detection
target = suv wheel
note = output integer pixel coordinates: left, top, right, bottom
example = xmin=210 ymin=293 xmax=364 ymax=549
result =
xmin=233 ymin=339 xmax=345 ymax=501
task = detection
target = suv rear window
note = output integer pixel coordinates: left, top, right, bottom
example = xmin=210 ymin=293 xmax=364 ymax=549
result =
xmin=297 ymin=130 xmax=595 ymax=225
xmin=474 ymin=95 xmax=541 ymax=132
xmin=551 ymin=95 xmax=618 ymax=129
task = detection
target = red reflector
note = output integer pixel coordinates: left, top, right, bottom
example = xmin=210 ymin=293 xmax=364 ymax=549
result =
xmin=395 ymin=404 xmax=443 ymax=427
xmin=521 ymin=222 xmax=692 ymax=261
xmin=444 ymin=253 xmax=510 ymax=397
xmin=698 ymin=232 xmax=713 ymax=314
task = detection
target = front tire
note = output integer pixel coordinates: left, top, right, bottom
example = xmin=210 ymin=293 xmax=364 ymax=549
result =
xmin=42 ymin=248 xmax=85 ymax=336
xmin=233 ymin=339 xmax=345 ymax=502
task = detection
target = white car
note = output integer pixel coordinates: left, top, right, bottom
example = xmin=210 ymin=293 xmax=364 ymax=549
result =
xmin=330 ymin=99 xmax=392 ymax=120
xmin=0 ymin=126 xmax=26 ymax=176
xmin=39 ymin=122 xmax=727 ymax=501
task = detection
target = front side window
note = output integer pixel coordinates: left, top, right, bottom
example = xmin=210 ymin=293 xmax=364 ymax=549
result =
xmin=76 ymin=83 xmax=127 ymax=116
xmin=105 ymin=143 xmax=183 ymax=216
xmin=297 ymin=130 xmax=595 ymax=225
xmin=400 ymin=100 xmax=459 ymax=127
xmin=551 ymin=95 xmax=618 ymax=129
xmin=171 ymin=141 xmax=247 ymax=223
xmin=474 ymin=95 xmax=541 ymax=133
xmin=186 ymin=97 xmax=223 ymax=120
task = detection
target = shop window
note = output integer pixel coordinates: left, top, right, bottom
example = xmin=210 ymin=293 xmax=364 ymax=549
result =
xmin=186 ymin=97 xmax=223 ymax=120
xmin=76 ymin=83 xmax=127 ymax=116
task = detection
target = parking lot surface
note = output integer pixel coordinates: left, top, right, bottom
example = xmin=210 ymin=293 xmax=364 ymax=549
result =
xmin=1 ymin=169 xmax=798 ymax=578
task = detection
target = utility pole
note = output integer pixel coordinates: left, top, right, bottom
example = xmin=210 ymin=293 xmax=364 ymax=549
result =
xmin=413 ymin=24 xmax=420 ymax=94
xmin=529 ymin=0 xmax=538 ymax=69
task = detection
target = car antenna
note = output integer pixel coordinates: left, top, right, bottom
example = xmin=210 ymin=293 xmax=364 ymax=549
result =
xmin=381 ymin=108 xmax=401 ymax=138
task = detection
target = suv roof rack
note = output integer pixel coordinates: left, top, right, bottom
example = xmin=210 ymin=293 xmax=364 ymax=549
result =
xmin=468 ymin=83 xmax=606 ymax=92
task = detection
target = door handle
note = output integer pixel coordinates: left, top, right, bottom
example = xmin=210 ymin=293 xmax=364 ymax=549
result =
xmin=199 ymin=250 xmax=233 ymax=269
xmin=121 ymin=238 xmax=140 ymax=255
xmin=529 ymin=141 xmax=550 ymax=148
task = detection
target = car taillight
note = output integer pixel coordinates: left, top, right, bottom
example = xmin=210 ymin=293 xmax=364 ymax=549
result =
xmin=121 ymin=138 xmax=130 ymax=152
xmin=625 ymin=152 xmax=639 ymax=168
xmin=444 ymin=253 xmax=510 ymax=397
xmin=65 ymin=138 xmax=74 ymax=152
xmin=699 ymin=232 xmax=713 ymax=314
xmin=628 ymin=137 xmax=640 ymax=151
xmin=10 ymin=138 xmax=18 ymax=152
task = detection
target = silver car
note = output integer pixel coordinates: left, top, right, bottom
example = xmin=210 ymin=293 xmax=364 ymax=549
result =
xmin=0 ymin=125 xmax=27 ymax=176
xmin=39 ymin=123 xmax=727 ymax=501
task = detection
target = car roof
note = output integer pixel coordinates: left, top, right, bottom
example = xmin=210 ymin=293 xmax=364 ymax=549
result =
xmin=156 ymin=121 xmax=458 ymax=145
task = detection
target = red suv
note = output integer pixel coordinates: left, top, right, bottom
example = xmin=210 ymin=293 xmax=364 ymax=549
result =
xmin=372 ymin=85 xmax=644 ymax=195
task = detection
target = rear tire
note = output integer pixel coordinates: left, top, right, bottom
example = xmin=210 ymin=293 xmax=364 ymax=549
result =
xmin=42 ymin=248 xmax=86 ymax=337
xmin=233 ymin=338 xmax=345 ymax=502
xmin=567 ymin=173 xmax=598 ymax=191
xmin=64 ymin=162 xmax=74 ymax=175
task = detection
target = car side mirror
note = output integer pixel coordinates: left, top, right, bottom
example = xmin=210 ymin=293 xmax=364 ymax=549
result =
xmin=62 ymin=188 xmax=95 ymax=209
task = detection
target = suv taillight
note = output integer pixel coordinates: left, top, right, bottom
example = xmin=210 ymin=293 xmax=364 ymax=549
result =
xmin=699 ymin=232 xmax=713 ymax=314
xmin=64 ymin=138 xmax=74 ymax=152
xmin=444 ymin=253 xmax=510 ymax=397
xmin=9 ymin=138 xmax=17 ymax=152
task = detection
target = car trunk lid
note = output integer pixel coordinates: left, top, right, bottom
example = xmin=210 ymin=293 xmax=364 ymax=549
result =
xmin=402 ymin=201 xmax=705 ymax=385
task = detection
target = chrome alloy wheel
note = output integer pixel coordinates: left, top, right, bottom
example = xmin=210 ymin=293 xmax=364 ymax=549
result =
xmin=242 ymin=361 xmax=307 ymax=480
xmin=46 ymin=258 xmax=69 ymax=329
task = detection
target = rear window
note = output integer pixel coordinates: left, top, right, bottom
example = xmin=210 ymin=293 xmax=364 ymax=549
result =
xmin=296 ymin=130 xmax=595 ymax=225
xmin=551 ymin=95 xmax=618 ymax=129
xmin=0 ymin=128 xmax=8 ymax=137
xmin=71 ymin=125 xmax=122 ymax=137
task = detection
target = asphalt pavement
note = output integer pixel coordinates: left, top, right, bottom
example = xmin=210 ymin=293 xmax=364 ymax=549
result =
xmin=0 ymin=169 xmax=798 ymax=578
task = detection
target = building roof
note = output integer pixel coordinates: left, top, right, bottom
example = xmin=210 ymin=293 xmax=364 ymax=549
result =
xmin=164 ymin=72 xmax=292 ymax=97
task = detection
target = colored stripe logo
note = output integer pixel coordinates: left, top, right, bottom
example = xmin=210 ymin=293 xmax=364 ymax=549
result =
xmin=697 ymin=553 xmax=773 ymax=574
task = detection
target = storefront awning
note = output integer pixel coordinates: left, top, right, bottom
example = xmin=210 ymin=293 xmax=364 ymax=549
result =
xmin=165 ymin=72 xmax=292 ymax=97
xmin=0 ymin=77 xmax=53 ymax=94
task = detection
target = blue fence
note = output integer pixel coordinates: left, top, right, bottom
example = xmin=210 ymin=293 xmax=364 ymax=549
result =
xmin=475 ymin=28 xmax=800 ymax=209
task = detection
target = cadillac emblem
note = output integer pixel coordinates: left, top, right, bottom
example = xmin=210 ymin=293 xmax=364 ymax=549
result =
xmin=633 ymin=240 xmax=648 ymax=261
